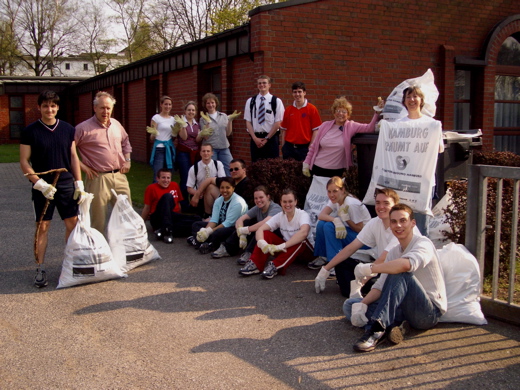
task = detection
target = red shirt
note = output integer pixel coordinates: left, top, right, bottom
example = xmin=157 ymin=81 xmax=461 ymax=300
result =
xmin=280 ymin=101 xmax=322 ymax=144
xmin=144 ymin=182 xmax=183 ymax=214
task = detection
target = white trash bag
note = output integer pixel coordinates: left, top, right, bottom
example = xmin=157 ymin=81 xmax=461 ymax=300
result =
xmin=303 ymin=175 xmax=331 ymax=241
xmin=438 ymin=242 xmax=487 ymax=325
xmin=429 ymin=191 xmax=453 ymax=249
xmin=107 ymin=189 xmax=161 ymax=273
xmin=362 ymin=119 xmax=442 ymax=215
xmin=382 ymin=68 xmax=439 ymax=122
xmin=57 ymin=193 xmax=127 ymax=289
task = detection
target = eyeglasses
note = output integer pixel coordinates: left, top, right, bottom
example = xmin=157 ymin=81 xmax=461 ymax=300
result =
xmin=230 ymin=167 xmax=242 ymax=172
xmin=336 ymin=110 xmax=349 ymax=115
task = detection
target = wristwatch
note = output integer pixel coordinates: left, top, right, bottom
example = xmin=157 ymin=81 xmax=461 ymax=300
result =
xmin=125 ymin=158 xmax=131 ymax=162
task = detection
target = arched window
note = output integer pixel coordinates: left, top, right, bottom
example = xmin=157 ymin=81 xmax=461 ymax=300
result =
xmin=494 ymin=34 xmax=520 ymax=154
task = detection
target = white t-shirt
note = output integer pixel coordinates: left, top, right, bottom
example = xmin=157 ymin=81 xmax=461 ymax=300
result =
xmin=372 ymin=234 xmax=447 ymax=314
xmin=356 ymin=217 xmax=422 ymax=259
xmin=151 ymin=114 xmax=175 ymax=144
xmin=186 ymin=160 xmax=225 ymax=189
xmin=267 ymin=208 xmax=314 ymax=245
xmin=325 ymin=195 xmax=371 ymax=226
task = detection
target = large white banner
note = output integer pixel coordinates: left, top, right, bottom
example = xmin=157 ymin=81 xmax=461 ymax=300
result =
xmin=363 ymin=119 xmax=443 ymax=216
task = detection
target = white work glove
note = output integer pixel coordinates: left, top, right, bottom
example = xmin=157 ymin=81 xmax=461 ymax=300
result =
xmin=146 ymin=126 xmax=158 ymax=136
xmin=315 ymin=266 xmax=331 ymax=293
xmin=257 ymin=239 xmax=268 ymax=251
xmin=333 ymin=217 xmax=347 ymax=240
xmin=338 ymin=204 xmax=350 ymax=222
xmin=349 ymin=279 xmax=363 ymax=299
xmin=196 ymin=227 xmax=213 ymax=242
xmin=351 ymin=302 xmax=369 ymax=327
xmin=73 ymin=180 xmax=87 ymax=205
xmin=354 ymin=263 xmax=377 ymax=280
xmin=227 ymin=110 xmax=241 ymax=121
xmin=239 ymin=234 xmax=248 ymax=249
xmin=262 ymin=243 xmax=286 ymax=255
xmin=200 ymin=111 xmax=211 ymax=123
xmin=302 ymin=162 xmax=311 ymax=177
xmin=199 ymin=125 xmax=214 ymax=138
xmin=237 ymin=226 xmax=250 ymax=236
xmin=173 ymin=114 xmax=188 ymax=128
xmin=33 ymin=179 xmax=57 ymax=200
xmin=171 ymin=124 xmax=181 ymax=137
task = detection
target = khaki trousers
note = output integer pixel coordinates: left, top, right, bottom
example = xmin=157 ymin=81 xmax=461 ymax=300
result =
xmin=85 ymin=172 xmax=131 ymax=234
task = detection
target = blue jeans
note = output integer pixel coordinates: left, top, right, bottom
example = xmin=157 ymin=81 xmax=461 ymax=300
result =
xmin=313 ymin=220 xmax=361 ymax=261
xmin=344 ymin=272 xmax=441 ymax=330
xmin=152 ymin=148 xmax=166 ymax=182
xmin=213 ymin=148 xmax=233 ymax=176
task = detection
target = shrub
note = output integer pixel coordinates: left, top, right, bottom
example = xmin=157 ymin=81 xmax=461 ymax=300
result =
xmin=247 ymin=159 xmax=312 ymax=204
xmin=443 ymin=150 xmax=520 ymax=277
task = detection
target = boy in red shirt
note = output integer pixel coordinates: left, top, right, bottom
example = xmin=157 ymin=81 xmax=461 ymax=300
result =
xmin=141 ymin=169 xmax=184 ymax=243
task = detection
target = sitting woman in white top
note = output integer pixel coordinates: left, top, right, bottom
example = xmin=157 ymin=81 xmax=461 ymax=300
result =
xmin=239 ymin=189 xmax=314 ymax=279
xmin=309 ymin=176 xmax=371 ymax=271
xmin=188 ymin=177 xmax=248 ymax=255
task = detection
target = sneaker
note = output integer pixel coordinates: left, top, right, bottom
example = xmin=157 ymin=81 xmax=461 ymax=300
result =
xmin=199 ymin=242 xmax=215 ymax=254
xmin=307 ymin=256 xmax=327 ymax=270
xmin=163 ymin=228 xmax=173 ymax=244
xmin=34 ymin=268 xmax=48 ymax=288
xmin=211 ymin=244 xmax=230 ymax=258
xmin=186 ymin=236 xmax=198 ymax=247
xmin=237 ymin=251 xmax=251 ymax=265
xmin=262 ymin=261 xmax=278 ymax=279
xmin=388 ymin=320 xmax=410 ymax=345
xmin=238 ymin=260 xmax=260 ymax=276
xmin=154 ymin=229 xmax=163 ymax=240
xmin=353 ymin=326 xmax=386 ymax=352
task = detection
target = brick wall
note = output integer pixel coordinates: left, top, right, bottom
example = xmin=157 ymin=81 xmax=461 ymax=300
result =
xmin=66 ymin=0 xmax=520 ymax=160
xmin=125 ymin=80 xmax=147 ymax=162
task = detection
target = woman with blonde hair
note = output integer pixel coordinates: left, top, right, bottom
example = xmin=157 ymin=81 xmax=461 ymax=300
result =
xmin=309 ymin=176 xmax=371 ymax=270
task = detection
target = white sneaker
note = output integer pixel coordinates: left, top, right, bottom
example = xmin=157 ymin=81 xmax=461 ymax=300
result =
xmin=237 ymin=251 xmax=251 ymax=265
xmin=211 ymin=244 xmax=230 ymax=258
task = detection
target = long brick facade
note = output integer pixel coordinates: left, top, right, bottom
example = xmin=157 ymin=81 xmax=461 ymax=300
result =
xmin=4 ymin=0 xmax=518 ymax=158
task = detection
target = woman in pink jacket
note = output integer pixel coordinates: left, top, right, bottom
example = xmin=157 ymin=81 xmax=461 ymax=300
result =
xmin=303 ymin=97 xmax=383 ymax=178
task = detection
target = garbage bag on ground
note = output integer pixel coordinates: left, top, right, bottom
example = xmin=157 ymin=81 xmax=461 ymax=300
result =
xmin=107 ymin=189 xmax=161 ymax=273
xmin=57 ymin=193 xmax=127 ymax=289
xmin=438 ymin=242 xmax=487 ymax=325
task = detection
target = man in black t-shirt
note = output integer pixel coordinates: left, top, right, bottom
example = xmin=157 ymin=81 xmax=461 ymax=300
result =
xmin=19 ymin=91 xmax=85 ymax=288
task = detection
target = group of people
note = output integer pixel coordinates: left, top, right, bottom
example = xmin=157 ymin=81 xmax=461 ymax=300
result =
xmin=21 ymin=78 xmax=447 ymax=354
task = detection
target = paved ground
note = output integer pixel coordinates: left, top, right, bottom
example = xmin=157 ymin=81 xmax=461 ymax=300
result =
xmin=1 ymin=162 xmax=520 ymax=389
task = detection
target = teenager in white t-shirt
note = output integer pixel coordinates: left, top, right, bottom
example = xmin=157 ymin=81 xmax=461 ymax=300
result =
xmin=315 ymin=188 xmax=402 ymax=297
xmin=310 ymin=176 xmax=371 ymax=271
xmin=239 ymin=189 xmax=314 ymax=279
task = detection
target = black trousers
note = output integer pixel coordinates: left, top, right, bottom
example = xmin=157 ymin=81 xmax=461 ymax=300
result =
xmin=150 ymin=193 xmax=202 ymax=237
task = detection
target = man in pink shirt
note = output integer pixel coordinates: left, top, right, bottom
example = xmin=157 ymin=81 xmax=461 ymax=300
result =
xmin=75 ymin=91 xmax=132 ymax=234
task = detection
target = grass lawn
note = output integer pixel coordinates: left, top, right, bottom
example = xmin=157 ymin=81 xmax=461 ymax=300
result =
xmin=0 ymin=144 xmax=19 ymax=163
xmin=0 ymin=144 xmax=178 ymax=208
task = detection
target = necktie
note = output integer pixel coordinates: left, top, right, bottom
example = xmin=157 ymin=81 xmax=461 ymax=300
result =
xmin=205 ymin=165 xmax=210 ymax=178
xmin=258 ymin=96 xmax=265 ymax=124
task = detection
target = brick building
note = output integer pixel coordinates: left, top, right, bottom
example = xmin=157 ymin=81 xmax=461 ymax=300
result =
xmin=4 ymin=0 xmax=519 ymax=158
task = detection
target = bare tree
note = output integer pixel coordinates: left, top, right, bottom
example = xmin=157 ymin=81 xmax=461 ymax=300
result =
xmin=75 ymin=1 xmax=119 ymax=75
xmin=107 ymin=0 xmax=148 ymax=62
xmin=4 ymin=0 xmax=78 ymax=76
